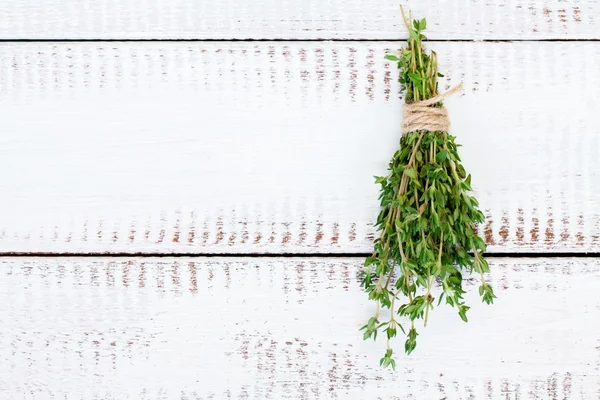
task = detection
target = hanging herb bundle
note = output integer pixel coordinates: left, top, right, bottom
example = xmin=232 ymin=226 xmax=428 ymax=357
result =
xmin=359 ymin=8 xmax=496 ymax=369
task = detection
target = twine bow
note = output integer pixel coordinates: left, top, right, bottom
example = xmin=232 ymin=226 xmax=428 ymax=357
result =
xmin=401 ymin=83 xmax=463 ymax=135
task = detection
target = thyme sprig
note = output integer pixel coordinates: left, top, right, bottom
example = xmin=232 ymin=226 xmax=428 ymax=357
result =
xmin=359 ymin=8 xmax=496 ymax=369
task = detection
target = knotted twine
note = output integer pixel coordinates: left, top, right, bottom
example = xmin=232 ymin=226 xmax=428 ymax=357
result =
xmin=401 ymin=83 xmax=463 ymax=135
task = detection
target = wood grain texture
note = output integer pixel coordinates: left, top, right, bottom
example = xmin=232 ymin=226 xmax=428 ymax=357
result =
xmin=0 ymin=0 xmax=598 ymax=40
xmin=1 ymin=42 xmax=599 ymax=254
xmin=0 ymin=257 xmax=598 ymax=398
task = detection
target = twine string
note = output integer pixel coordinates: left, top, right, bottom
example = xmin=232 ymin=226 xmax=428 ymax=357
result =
xmin=401 ymin=83 xmax=463 ymax=135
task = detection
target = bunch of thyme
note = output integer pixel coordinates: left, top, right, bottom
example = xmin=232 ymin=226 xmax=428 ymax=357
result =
xmin=359 ymin=9 xmax=496 ymax=369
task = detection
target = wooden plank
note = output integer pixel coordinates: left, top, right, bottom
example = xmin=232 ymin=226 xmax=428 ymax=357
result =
xmin=0 ymin=42 xmax=599 ymax=254
xmin=0 ymin=257 xmax=598 ymax=398
xmin=0 ymin=0 xmax=598 ymax=40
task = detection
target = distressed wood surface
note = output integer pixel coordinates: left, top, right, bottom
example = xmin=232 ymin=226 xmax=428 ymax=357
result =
xmin=0 ymin=257 xmax=598 ymax=398
xmin=0 ymin=0 xmax=598 ymax=40
xmin=1 ymin=42 xmax=599 ymax=254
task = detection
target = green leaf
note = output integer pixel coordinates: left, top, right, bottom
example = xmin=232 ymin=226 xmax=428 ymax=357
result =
xmin=404 ymin=168 xmax=417 ymax=179
xmin=407 ymin=72 xmax=422 ymax=83
xmin=405 ymin=213 xmax=419 ymax=222
xmin=436 ymin=149 xmax=448 ymax=162
xmin=437 ymin=293 xmax=445 ymax=306
xmin=419 ymin=18 xmax=427 ymax=31
xmin=384 ymin=54 xmax=399 ymax=61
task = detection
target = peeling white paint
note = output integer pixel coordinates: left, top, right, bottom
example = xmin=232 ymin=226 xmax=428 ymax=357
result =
xmin=0 ymin=0 xmax=597 ymax=40
xmin=0 ymin=257 xmax=598 ymax=398
xmin=0 ymin=42 xmax=599 ymax=254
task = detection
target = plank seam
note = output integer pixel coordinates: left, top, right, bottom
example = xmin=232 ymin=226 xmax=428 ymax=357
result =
xmin=1 ymin=252 xmax=600 ymax=258
xmin=1 ymin=38 xmax=600 ymax=43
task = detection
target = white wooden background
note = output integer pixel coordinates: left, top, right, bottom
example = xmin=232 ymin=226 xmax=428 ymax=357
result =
xmin=1 ymin=1 xmax=599 ymax=399
xmin=0 ymin=0 xmax=598 ymax=40
xmin=1 ymin=258 xmax=599 ymax=399
xmin=1 ymin=41 xmax=599 ymax=254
